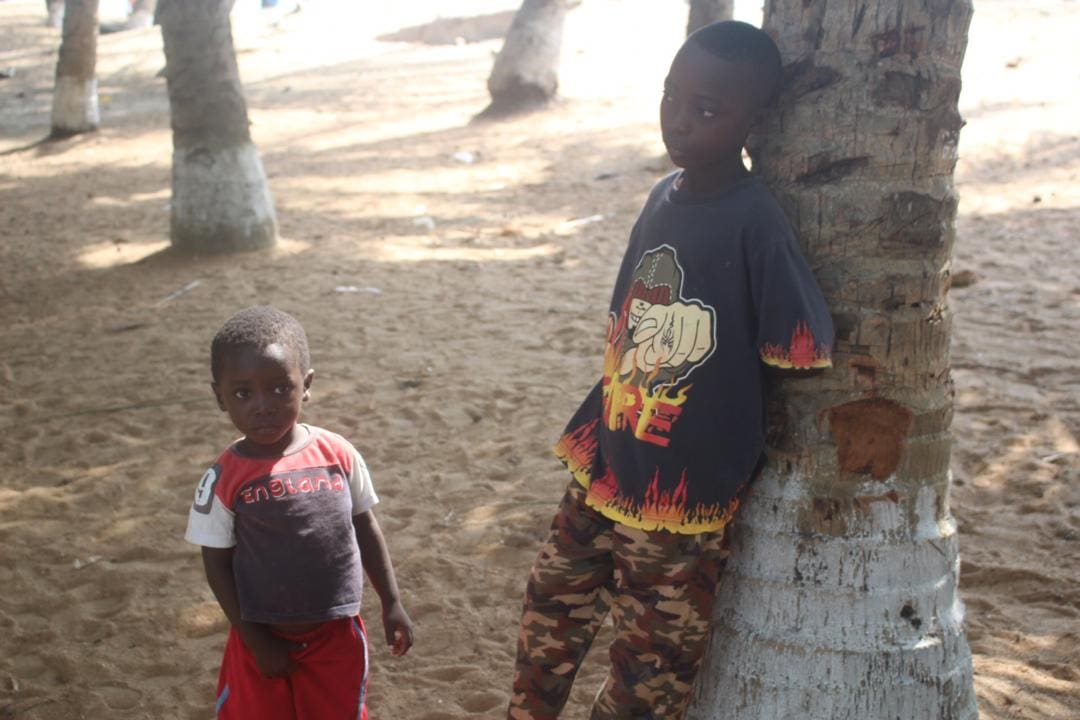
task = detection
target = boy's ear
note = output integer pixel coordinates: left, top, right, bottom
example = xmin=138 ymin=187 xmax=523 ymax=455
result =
xmin=302 ymin=368 xmax=315 ymax=401
xmin=211 ymin=382 xmax=226 ymax=411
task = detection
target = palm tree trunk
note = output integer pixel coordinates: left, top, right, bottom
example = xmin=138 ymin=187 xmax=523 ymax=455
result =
xmin=685 ymin=1 xmax=978 ymax=718
xmin=483 ymin=0 xmax=568 ymax=117
xmin=686 ymin=0 xmax=734 ymax=35
xmin=158 ymin=0 xmax=276 ymax=253
xmin=50 ymin=0 xmax=99 ymax=137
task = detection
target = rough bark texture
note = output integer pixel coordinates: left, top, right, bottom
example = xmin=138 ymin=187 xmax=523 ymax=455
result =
xmin=158 ymin=0 xmax=276 ymax=253
xmin=685 ymin=2 xmax=978 ymax=719
xmin=50 ymin=0 xmax=99 ymax=136
xmin=482 ymin=0 xmax=568 ymax=117
xmin=686 ymin=0 xmax=735 ymax=35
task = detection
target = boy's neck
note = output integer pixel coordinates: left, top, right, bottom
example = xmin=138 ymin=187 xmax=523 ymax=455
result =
xmin=676 ymin=161 xmax=751 ymax=198
xmin=237 ymin=423 xmax=309 ymax=458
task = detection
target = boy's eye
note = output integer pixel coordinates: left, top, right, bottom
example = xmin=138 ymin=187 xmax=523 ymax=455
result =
xmin=274 ymin=385 xmax=292 ymax=395
xmin=233 ymin=389 xmax=251 ymax=400
xmin=699 ymin=107 xmax=716 ymax=118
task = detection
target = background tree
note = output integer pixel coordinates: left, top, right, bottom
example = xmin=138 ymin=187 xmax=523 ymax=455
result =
xmin=483 ymin=0 xmax=570 ymax=116
xmin=45 ymin=0 xmax=64 ymax=28
xmin=50 ymin=0 xmax=99 ymax=137
xmin=484 ymin=0 xmax=737 ymax=116
xmin=126 ymin=0 xmax=157 ymax=29
xmin=685 ymin=1 xmax=978 ymax=718
xmin=158 ymin=0 xmax=277 ymax=253
xmin=102 ymin=0 xmax=158 ymax=33
xmin=686 ymin=0 xmax=733 ymax=35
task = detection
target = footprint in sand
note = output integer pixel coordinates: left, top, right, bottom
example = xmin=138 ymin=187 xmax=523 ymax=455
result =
xmin=422 ymin=664 xmax=478 ymax=683
xmin=97 ymin=683 xmax=142 ymax=711
xmin=460 ymin=690 xmax=506 ymax=713
xmin=69 ymin=617 xmax=118 ymax=643
xmin=406 ymin=601 xmax=443 ymax=621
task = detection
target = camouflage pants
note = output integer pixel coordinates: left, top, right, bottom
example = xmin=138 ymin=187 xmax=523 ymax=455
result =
xmin=508 ymin=481 xmax=729 ymax=720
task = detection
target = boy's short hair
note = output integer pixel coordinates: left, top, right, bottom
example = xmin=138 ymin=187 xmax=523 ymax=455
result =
xmin=688 ymin=20 xmax=783 ymax=107
xmin=211 ymin=306 xmax=310 ymax=381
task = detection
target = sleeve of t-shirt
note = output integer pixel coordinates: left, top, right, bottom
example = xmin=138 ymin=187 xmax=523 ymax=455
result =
xmin=348 ymin=448 xmax=379 ymax=515
xmin=184 ymin=464 xmax=236 ymax=548
xmin=750 ymin=234 xmax=835 ymax=370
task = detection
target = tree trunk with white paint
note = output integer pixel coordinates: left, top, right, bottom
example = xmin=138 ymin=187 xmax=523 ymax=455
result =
xmin=50 ymin=0 xmax=99 ymax=137
xmin=685 ymin=1 xmax=978 ymax=719
xmin=158 ymin=0 xmax=276 ymax=253
xmin=686 ymin=0 xmax=734 ymax=35
xmin=483 ymin=0 xmax=568 ymax=116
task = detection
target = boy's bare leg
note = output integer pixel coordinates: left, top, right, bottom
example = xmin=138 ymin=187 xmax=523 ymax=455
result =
xmin=589 ymin=524 xmax=728 ymax=720
xmin=508 ymin=483 xmax=617 ymax=720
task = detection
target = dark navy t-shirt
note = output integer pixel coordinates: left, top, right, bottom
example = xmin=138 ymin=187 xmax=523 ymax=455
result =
xmin=555 ymin=173 xmax=834 ymax=534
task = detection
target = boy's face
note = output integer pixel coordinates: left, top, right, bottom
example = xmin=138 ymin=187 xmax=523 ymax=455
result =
xmin=660 ymin=41 xmax=759 ymax=184
xmin=212 ymin=341 xmax=313 ymax=455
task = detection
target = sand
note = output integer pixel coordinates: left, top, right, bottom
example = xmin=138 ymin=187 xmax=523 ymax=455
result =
xmin=0 ymin=1 xmax=1076 ymax=718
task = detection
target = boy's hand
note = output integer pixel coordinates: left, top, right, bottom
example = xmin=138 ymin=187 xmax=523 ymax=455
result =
xmin=624 ymin=302 xmax=713 ymax=374
xmin=246 ymin=629 xmax=303 ymax=678
xmin=382 ymin=600 xmax=414 ymax=656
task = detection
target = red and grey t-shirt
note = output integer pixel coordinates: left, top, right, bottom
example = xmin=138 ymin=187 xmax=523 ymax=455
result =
xmin=185 ymin=425 xmax=378 ymax=624
xmin=556 ymin=173 xmax=834 ymax=534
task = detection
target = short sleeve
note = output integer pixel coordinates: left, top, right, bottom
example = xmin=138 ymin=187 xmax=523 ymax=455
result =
xmin=184 ymin=464 xmax=236 ymax=548
xmin=349 ymin=449 xmax=379 ymax=515
xmin=751 ymin=238 xmax=834 ymax=370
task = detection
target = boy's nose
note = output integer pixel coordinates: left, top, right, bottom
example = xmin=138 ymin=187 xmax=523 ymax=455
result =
xmin=670 ymin=106 xmax=691 ymax=135
xmin=254 ymin=393 xmax=274 ymax=414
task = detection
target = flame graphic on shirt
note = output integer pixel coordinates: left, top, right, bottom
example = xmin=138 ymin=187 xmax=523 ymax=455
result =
xmin=554 ymin=418 xmax=601 ymax=485
xmin=760 ymin=321 xmax=832 ymax=369
xmin=582 ymin=466 xmax=739 ymax=533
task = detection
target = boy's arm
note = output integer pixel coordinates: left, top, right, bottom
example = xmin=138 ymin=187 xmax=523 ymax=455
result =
xmin=201 ymin=547 xmax=302 ymax=677
xmin=353 ymin=510 xmax=413 ymax=656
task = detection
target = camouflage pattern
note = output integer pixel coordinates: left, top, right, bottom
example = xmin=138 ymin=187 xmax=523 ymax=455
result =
xmin=508 ymin=482 xmax=729 ymax=719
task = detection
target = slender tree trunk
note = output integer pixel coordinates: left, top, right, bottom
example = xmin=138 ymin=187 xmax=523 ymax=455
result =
xmin=50 ymin=0 xmax=99 ymax=137
xmin=158 ymin=0 xmax=277 ymax=253
xmin=482 ymin=0 xmax=568 ymax=117
xmin=685 ymin=1 xmax=978 ymax=719
xmin=686 ymin=0 xmax=734 ymax=35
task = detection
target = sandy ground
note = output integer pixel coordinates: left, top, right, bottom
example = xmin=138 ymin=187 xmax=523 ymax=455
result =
xmin=0 ymin=0 xmax=1077 ymax=718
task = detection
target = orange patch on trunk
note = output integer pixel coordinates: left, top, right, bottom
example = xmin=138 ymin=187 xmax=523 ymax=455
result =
xmin=826 ymin=398 xmax=914 ymax=479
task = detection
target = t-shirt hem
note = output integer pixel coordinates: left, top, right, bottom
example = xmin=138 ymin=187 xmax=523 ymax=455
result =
xmin=580 ymin=488 xmax=735 ymax=535
xmin=351 ymin=495 xmax=379 ymax=515
xmin=241 ymin=601 xmax=362 ymax=625
xmin=183 ymin=529 xmax=235 ymax=549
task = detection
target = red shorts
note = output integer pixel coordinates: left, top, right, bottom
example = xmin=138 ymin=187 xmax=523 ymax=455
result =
xmin=215 ymin=616 xmax=369 ymax=720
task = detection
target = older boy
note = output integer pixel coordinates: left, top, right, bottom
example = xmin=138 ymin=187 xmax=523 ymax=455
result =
xmin=185 ymin=306 xmax=413 ymax=720
xmin=507 ymin=21 xmax=834 ymax=719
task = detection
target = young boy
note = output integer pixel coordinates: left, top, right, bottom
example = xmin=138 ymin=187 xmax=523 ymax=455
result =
xmin=507 ymin=21 xmax=834 ymax=719
xmin=185 ymin=306 xmax=413 ymax=720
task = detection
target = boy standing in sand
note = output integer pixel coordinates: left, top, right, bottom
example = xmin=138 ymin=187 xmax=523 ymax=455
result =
xmin=185 ymin=306 xmax=412 ymax=720
xmin=507 ymin=21 xmax=834 ymax=719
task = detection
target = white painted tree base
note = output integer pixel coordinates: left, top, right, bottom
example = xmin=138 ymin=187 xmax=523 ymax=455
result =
xmin=50 ymin=76 xmax=99 ymax=135
xmin=171 ymin=142 xmax=277 ymax=252
xmin=685 ymin=470 xmax=978 ymax=720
